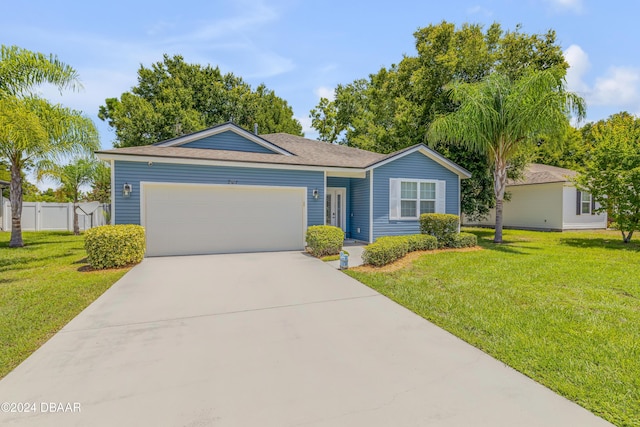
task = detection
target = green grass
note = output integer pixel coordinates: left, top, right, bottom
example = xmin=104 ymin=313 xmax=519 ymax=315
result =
xmin=0 ymin=231 xmax=130 ymax=379
xmin=347 ymin=228 xmax=640 ymax=427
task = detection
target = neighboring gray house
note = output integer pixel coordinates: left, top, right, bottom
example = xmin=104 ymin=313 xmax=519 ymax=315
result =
xmin=97 ymin=122 xmax=471 ymax=256
xmin=0 ymin=179 xmax=9 ymax=231
xmin=463 ymin=163 xmax=607 ymax=231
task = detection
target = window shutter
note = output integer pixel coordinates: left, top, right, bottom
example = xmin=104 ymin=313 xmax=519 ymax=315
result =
xmin=389 ymin=178 xmax=400 ymax=220
xmin=591 ymin=196 xmax=596 ymax=215
xmin=576 ymin=189 xmax=581 ymax=215
xmin=436 ymin=180 xmax=446 ymax=213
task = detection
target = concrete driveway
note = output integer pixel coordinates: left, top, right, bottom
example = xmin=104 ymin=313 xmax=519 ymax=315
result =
xmin=0 ymin=251 xmax=611 ymax=427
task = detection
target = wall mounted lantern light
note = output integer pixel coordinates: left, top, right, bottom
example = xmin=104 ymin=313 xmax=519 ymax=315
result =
xmin=123 ymin=183 xmax=133 ymax=198
xmin=312 ymin=189 xmax=319 ymax=199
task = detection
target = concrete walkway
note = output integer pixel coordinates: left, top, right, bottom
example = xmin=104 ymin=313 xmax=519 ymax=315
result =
xmin=0 ymin=251 xmax=612 ymax=427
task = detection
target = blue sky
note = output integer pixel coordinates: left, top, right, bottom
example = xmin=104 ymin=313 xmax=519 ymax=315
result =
xmin=2 ymin=0 xmax=638 ymax=151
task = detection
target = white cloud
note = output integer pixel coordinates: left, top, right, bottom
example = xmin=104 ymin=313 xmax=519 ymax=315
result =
xmin=564 ymin=44 xmax=590 ymax=94
xmin=245 ymin=52 xmax=295 ymax=78
xmin=564 ymin=44 xmax=640 ymax=118
xmin=314 ymin=86 xmax=335 ymax=101
xmin=146 ymin=20 xmax=176 ymax=37
xmin=466 ymin=5 xmax=493 ymax=17
xmin=545 ymin=0 xmax=583 ymax=13
xmin=591 ymin=67 xmax=640 ymax=107
xmin=296 ymin=116 xmax=315 ymax=138
xmin=170 ymin=6 xmax=277 ymax=44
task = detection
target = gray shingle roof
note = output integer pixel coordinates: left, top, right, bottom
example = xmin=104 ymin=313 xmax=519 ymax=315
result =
xmin=261 ymin=133 xmax=385 ymax=167
xmin=95 ymin=129 xmax=470 ymax=178
xmin=508 ymin=163 xmax=577 ymax=186
xmin=97 ymin=133 xmax=386 ymax=168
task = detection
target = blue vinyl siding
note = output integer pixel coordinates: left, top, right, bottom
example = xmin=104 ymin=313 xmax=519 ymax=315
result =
xmin=180 ymin=130 xmax=278 ymax=154
xmin=326 ymin=176 xmax=352 ymax=237
xmin=114 ymin=161 xmax=324 ymax=226
xmin=372 ymin=151 xmax=460 ymax=240
xmin=348 ymin=172 xmax=370 ymax=242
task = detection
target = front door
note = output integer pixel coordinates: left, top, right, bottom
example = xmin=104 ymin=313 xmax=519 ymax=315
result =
xmin=326 ymin=187 xmax=347 ymax=232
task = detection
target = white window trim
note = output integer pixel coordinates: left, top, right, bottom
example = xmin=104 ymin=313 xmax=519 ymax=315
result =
xmin=581 ymin=192 xmax=592 ymax=215
xmin=390 ymin=178 xmax=445 ymax=221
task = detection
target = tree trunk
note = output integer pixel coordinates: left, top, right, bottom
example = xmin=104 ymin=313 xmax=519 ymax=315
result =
xmin=622 ymin=230 xmax=633 ymax=243
xmin=73 ymin=199 xmax=80 ymax=236
xmin=494 ymin=197 xmax=504 ymax=243
xmin=9 ymin=161 xmax=24 ymax=247
xmin=493 ymin=155 xmax=508 ymax=244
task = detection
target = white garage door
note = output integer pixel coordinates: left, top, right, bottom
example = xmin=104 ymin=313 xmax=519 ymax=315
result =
xmin=143 ymin=183 xmax=306 ymax=257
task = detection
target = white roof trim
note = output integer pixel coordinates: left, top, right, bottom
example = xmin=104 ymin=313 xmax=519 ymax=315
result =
xmin=96 ymin=152 xmax=365 ymax=174
xmin=366 ymin=145 xmax=472 ymax=179
xmin=154 ymin=123 xmax=292 ymax=156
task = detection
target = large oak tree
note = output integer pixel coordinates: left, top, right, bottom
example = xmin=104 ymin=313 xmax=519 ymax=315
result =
xmin=99 ymin=55 xmax=303 ymax=147
xmin=310 ymin=22 xmax=569 ymax=220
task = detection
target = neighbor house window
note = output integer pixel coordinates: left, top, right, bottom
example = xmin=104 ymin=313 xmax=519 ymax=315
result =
xmin=581 ymin=192 xmax=592 ymax=215
xmin=390 ymin=179 xmax=442 ymax=220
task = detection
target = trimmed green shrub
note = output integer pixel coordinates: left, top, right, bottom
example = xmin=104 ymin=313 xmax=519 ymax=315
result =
xmin=406 ymin=234 xmax=438 ymax=251
xmin=420 ymin=213 xmax=460 ymax=247
xmin=84 ymin=225 xmax=146 ymax=269
xmin=362 ymin=236 xmax=409 ymax=267
xmin=306 ymin=225 xmax=344 ymax=257
xmin=444 ymin=232 xmax=478 ymax=249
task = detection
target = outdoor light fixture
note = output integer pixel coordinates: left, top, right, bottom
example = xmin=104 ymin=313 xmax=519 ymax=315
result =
xmin=123 ymin=183 xmax=132 ymax=198
xmin=312 ymin=189 xmax=319 ymax=199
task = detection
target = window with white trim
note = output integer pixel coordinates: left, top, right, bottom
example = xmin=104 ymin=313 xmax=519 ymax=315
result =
xmin=581 ymin=191 xmax=592 ymax=215
xmin=390 ymin=178 xmax=444 ymax=220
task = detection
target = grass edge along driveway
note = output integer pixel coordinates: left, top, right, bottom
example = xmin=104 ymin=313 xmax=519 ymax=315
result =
xmin=347 ymin=228 xmax=639 ymax=427
xmin=0 ymin=231 xmax=130 ymax=379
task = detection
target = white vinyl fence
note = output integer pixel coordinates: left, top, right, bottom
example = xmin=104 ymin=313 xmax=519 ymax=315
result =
xmin=1 ymin=200 xmax=109 ymax=232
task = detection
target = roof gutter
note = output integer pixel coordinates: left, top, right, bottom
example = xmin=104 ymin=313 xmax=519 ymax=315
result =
xmin=95 ymin=152 xmax=368 ymax=175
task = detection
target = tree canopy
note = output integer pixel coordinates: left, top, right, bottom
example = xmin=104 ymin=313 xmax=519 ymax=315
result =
xmin=99 ymin=55 xmax=303 ymax=147
xmin=309 ymin=22 xmax=570 ymax=219
xmin=575 ymin=112 xmax=640 ymax=243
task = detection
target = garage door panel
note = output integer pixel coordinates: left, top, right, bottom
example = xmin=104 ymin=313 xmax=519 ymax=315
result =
xmin=144 ymin=184 xmax=305 ymax=256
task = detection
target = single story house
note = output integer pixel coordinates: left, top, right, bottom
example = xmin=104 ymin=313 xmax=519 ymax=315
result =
xmin=463 ymin=163 xmax=607 ymax=231
xmin=97 ymin=122 xmax=471 ymax=256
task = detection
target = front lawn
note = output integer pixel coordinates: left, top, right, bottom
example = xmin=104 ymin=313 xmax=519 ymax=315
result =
xmin=0 ymin=231 xmax=130 ymax=379
xmin=347 ymin=228 xmax=639 ymax=427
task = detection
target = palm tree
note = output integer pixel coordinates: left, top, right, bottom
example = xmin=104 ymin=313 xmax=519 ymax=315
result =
xmin=0 ymin=97 xmax=98 ymax=246
xmin=428 ymin=69 xmax=585 ymax=243
xmin=0 ymin=45 xmax=81 ymax=96
xmin=0 ymin=45 xmax=96 ymax=247
xmin=38 ymin=157 xmax=98 ymax=235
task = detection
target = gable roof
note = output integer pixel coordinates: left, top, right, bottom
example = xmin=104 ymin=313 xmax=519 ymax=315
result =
xmin=96 ymin=124 xmax=470 ymax=177
xmin=366 ymin=144 xmax=472 ymax=178
xmin=153 ymin=122 xmax=293 ymax=156
xmin=508 ymin=163 xmax=577 ymax=186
